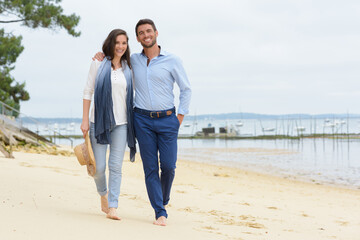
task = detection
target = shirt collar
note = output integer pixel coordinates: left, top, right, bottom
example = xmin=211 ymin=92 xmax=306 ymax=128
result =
xmin=141 ymin=45 xmax=168 ymax=57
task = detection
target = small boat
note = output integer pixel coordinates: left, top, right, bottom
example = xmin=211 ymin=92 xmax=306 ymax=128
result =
xmin=339 ymin=120 xmax=346 ymax=125
xmin=235 ymin=121 xmax=243 ymax=127
xmin=324 ymin=123 xmax=335 ymax=128
xmin=66 ymin=125 xmax=75 ymax=131
xmin=295 ymin=126 xmax=306 ymax=132
xmin=263 ymin=128 xmax=275 ymax=132
xmin=184 ymin=124 xmax=191 ymax=127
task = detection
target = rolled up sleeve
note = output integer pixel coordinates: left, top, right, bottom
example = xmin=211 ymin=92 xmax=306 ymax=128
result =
xmin=172 ymin=57 xmax=191 ymax=115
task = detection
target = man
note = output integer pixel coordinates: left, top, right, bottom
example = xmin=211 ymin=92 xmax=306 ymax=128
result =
xmin=95 ymin=19 xmax=191 ymax=226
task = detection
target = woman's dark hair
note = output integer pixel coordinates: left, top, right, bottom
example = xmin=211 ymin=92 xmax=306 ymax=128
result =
xmin=102 ymin=29 xmax=131 ymax=69
xmin=135 ymin=19 xmax=157 ymax=36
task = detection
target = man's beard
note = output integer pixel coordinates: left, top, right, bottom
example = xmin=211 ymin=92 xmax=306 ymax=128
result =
xmin=141 ymin=38 xmax=156 ymax=48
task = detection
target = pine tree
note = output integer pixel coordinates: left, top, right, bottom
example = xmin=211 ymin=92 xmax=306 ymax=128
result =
xmin=0 ymin=0 xmax=80 ymax=116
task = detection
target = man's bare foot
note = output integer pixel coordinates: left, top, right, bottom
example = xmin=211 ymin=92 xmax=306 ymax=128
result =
xmin=153 ymin=216 xmax=167 ymax=226
xmin=106 ymin=208 xmax=121 ymax=220
xmin=101 ymin=193 xmax=109 ymax=214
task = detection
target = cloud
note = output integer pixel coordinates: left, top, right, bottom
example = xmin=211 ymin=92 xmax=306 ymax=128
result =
xmin=5 ymin=0 xmax=360 ymax=117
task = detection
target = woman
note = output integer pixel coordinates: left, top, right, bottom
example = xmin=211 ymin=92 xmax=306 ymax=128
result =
xmin=81 ymin=29 xmax=136 ymax=220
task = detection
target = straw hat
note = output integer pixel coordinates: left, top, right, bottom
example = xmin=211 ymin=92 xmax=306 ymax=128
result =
xmin=74 ymin=133 xmax=96 ymax=176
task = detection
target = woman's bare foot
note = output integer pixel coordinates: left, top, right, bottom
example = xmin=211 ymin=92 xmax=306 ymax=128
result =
xmin=153 ymin=216 xmax=167 ymax=226
xmin=106 ymin=208 xmax=121 ymax=220
xmin=101 ymin=193 xmax=109 ymax=214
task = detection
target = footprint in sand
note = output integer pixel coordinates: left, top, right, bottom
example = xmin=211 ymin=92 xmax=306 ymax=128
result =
xmin=20 ymin=162 xmax=35 ymax=168
xmin=221 ymin=216 xmax=265 ymax=229
xmin=209 ymin=209 xmax=228 ymax=216
xmin=202 ymin=225 xmax=218 ymax=230
xmin=213 ymin=172 xmax=230 ymax=177
xmin=239 ymin=215 xmax=256 ymax=221
xmin=239 ymin=202 xmax=251 ymax=206
xmin=179 ymin=207 xmax=194 ymax=212
xmin=198 ymin=209 xmax=266 ymax=230
xmin=174 ymin=183 xmax=200 ymax=190
xmin=336 ymin=220 xmax=349 ymax=226
xmin=19 ymin=162 xmax=76 ymax=175
xmin=209 ymin=211 xmax=265 ymax=229
xmin=122 ymin=193 xmax=147 ymax=204
xmin=243 ymin=222 xmax=265 ymax=229
xmin=176 ymin=190 xmax=186 ymax=194
xmin=196 ymin=225 xmax=225 ymax=238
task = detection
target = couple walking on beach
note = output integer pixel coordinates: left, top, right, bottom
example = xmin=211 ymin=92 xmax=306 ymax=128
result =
xmin=80 ymin=19 xmax=191 ymax=226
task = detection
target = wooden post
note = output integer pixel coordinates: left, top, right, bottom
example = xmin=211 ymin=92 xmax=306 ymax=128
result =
xmin=0 ymin=142 xmax=13 ymax=158
xmin=0 ymin=124 xmax=14 ymax=158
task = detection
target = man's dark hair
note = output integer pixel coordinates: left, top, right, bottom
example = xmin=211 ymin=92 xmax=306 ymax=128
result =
xmin=102 ymin=29 xmax=131 ymax=69
xmin=135 ymin=19 xmax=157 ymax=36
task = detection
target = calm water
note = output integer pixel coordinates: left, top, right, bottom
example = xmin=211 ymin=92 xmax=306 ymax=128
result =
xmin=22 ymin=118 xmax=360 ymax=188
xmin=177 ymin=138 xmax=360 ymax=189
xmin=179 ymin=117 xmax=360 ymax=136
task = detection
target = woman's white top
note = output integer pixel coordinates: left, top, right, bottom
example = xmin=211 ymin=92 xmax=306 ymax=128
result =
xmin=83 ymin=60 xmax=127 ymax=125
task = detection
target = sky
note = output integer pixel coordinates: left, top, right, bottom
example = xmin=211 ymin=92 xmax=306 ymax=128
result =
xmin=3 ymin=0 xmax=360 ymax=118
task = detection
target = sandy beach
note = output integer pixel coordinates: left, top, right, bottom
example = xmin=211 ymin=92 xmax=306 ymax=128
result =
xmin=1 ymin=150 xmax=360 ymax=240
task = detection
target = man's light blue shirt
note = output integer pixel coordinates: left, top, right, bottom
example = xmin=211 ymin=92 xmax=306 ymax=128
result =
xmin=131 ymin=48 xmax=191 ymax=115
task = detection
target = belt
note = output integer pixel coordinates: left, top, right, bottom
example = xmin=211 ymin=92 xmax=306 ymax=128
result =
xmin=134 ymin=107 xmax=175 ymax=118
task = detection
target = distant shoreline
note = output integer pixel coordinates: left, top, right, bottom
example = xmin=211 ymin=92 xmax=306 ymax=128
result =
xmin=19 ymin=112 xmax=360 ymax=123
xmin=42 ymin=133 xmax=360 ymax=140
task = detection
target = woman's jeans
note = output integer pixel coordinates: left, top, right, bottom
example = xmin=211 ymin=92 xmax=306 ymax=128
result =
xmin=89 ymin=123 xmax=127 ymax=208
